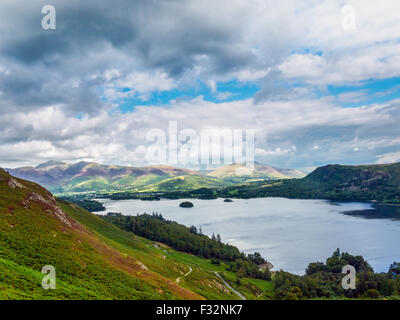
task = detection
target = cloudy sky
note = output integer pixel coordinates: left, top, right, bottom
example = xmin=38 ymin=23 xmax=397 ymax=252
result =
xmin=1 ymin=0 xmax=400 ymax=170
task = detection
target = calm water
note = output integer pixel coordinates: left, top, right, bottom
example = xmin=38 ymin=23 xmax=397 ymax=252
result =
xmin=96 ymin=197 xmax=400 ymax=274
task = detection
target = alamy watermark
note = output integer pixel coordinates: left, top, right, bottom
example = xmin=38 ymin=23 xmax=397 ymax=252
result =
xmin=41 ymin=5 xmax=56 ymax=30
xmin=145 ymin=121 xmax=255 ymax=168
xmin=341 ymin=5 xmax=357 ymax=30
xmin=41 ymin=4 xmax=355 ymax=31
xmin=42 ymin=265 xmax=56 ymax=290
xmin=341 ymin=265 xmax=356 ymax=290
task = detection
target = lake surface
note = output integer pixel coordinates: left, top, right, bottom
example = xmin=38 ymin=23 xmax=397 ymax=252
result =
xmin=96 ymin=197 xmax=400 ymax=274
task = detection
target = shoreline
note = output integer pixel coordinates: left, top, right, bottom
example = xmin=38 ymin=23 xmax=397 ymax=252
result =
xmin=72 ymin=193 xmax=400 ymax=207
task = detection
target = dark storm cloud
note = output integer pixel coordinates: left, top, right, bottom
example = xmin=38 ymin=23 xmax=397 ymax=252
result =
xmin=0 ymin=0 xmax=269 ymax=115
xmin=1 ymin=0 xmax=260 ymax=71
xmin=0 ymin=60 xmax=105 ymax=114
xmin=2 ymin=1 xmax=139 ymax=63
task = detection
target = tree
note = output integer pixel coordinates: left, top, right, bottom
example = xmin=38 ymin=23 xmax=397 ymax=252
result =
xmin=189 ymin=225 xmax=198 ymax=234
xmin=366 ymin=289 xmax=380 ymax=299
xmin=237 ymin=268 xmax=246 ymax=279
xmin=284 ymin=287 xmax=303 ymax=300
xmin=248 ymin=252 xmax=266 ymax=265
xmin=101 ymin=213 xmax=269 ymax=280
xmin=306 ymin=262 xmax=326 ymax=275
xmin=389 ymin=262 xmax=400 ymax=277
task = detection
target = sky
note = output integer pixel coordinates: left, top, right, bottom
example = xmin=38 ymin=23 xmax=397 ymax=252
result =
xmin=1 ymin=0 xmax=400 ymax=171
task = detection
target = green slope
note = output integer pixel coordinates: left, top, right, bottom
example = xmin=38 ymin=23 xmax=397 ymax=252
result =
xmin=0 ymin=169 xmax=200 ymax=300
xmin=304 ymin=162 xmax=400 ymax=187
xmin=0 ymin=168 xmax=272 ymax=300
xmin=62 ymin=202 xmax=273 ymax=300
xmin=7 ymin=161 xmax=199 ymax=195
xmin=219 ymin=162 xmax=400 ymax=203
xmin=142 ymin=175 xmax=225 ymax=192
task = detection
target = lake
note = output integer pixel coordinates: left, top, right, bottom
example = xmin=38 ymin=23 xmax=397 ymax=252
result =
xmin=95 ymin=197 xmax=400 ymax=274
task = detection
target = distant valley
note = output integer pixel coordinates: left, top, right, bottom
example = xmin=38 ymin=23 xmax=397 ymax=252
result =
xmin=5 ymin=160 xmax=305 ymax=195
xmin=5 ymin=160 xmax=400 ymax=204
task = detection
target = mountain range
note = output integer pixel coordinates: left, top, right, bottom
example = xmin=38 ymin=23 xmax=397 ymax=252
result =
xmin=5 ymin=160 xmax=305 ymax=195
xmin=5 ymin=160 xmax=400 ymax=203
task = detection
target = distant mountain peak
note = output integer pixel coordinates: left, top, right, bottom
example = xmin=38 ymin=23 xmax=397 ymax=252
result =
xmin=207 ymin=162 xmax=305 ymax=179
xmin=36 ymin=160 xmax=66 ymax=169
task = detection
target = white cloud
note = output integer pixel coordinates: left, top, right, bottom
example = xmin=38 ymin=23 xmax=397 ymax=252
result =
xmin=215 ymin=91 xmax=233 ymax=100
xmin=274 ymin=1 xmax=400 ymax=86
xmin=207 ymin=80 xmax=217 ymax=93
xmin=377 ymin=152 xmax=400 ymax=164
xmin=102 ymin=71 xmax=177 ymax=102
xmin=255 ymin=147 xmax=293 ymax=156
xmin=337 ymin=90 xmax=369 ymax=103
xmin=279 ymin=54 xmax=326 ymax=79
xmin=236 ymin=69 xmax=270 ymax=82
xmin=305 ymin=0 xmax=400 ymax=50
xmin=1 ymin=97 xmax=398 ymax=169
xmin=0 ymin=65 xmax=9 ymax=75
xmin=279 ymin=43 xmax=400 ymax=86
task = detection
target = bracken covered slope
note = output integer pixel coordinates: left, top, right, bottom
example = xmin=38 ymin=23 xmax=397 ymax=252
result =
xmin=0 ymin=168 xmax=202 ymax=299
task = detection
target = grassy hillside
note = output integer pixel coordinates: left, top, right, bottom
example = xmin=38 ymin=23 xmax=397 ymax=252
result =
xmin=219 ymin=162 xmax=400 ymax=203
xmin=304 ymin=163 xmax=400 ymax=187
xmin=0 ymin=168 xmax=273 ymax=300
xmin=0 ymin=168 xmax=201 ymax=299
xmin=7 ymin=161 xmax=200 ymax=195
xmin=300 ymin=163 xmax=400 ymax=203
xmin=141 ymin=175 xmax=225 ymax=192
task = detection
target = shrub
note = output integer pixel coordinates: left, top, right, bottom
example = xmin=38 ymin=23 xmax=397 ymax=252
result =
xmin=366 ymin=289 xmax=380 ymax=299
